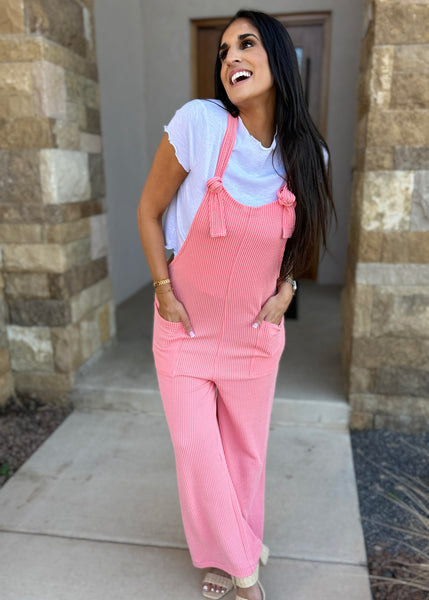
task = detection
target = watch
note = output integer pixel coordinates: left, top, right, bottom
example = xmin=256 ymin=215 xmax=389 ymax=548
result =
xmin=282 ymin=277 xmax=297 ymax=295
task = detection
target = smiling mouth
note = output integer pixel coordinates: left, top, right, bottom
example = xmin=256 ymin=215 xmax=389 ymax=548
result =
xmin=230 ymin=70 xmax=253 ymax=85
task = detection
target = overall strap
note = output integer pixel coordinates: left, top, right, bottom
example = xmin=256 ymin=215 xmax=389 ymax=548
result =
xmin=277 ymin=186 xmax=297 ymax=239
xmin=214 ymin=113 xmax=238 ymax=178
xmin=207 ymin=114 xmax=238 ymax=238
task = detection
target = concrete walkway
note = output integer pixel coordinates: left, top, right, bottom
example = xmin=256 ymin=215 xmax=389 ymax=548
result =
xmin=0 ymin=283 xmax=373 ymax=599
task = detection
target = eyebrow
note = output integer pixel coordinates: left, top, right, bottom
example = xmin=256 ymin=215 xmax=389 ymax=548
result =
xmin=219 ymin=33 xmax=259 ymax=51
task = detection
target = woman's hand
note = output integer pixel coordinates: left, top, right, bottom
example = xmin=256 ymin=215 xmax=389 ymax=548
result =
xmin=157 ymin=290 xmax=195 ymax=337
xmin=253 ymin=283 xmax=294 ymax=327
xmin=137 ymin=132 xmax=194 ymax=330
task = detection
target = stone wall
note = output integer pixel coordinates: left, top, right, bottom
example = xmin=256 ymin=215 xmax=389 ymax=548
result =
xmin=342 ymin=0 xmax=429 ymax=432
xmin=0 ymin=0 xmax=115 ymax=403
xmin=0 ymin=263 xmax=14 ymax=404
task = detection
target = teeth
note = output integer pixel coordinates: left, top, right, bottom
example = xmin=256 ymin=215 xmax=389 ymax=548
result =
xmin=231 ymin=70 xmax=252 ymax=85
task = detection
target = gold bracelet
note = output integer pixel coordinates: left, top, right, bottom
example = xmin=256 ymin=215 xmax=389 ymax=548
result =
xmin=153 ymin=278 xmax=171 ymax=288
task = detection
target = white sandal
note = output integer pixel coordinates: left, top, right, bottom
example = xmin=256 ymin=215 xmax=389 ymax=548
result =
xmin=235 ymin=581 xmax=265 ymax=600
xmin=202 ymin=544 xmax=268 ymax=599
xmin=232 ymin=564 xmax=265 ymax=600
xmin=260 ymin=543 xmax=269 ymax=567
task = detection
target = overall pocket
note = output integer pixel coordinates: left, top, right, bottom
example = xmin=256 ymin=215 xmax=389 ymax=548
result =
xmin=249 ymin=318 xmax=285 ymax=376
xmin=152 ymin=298 xmax=186 ymax=375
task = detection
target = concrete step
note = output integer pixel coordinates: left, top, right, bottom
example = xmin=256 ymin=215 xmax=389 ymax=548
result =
xmin=0 ymin=411 xmax=365 ymax=562
xmin=70 ymin=386 xmax=350 ymax=430
xmin=0 ymin=408 xmax=371 ymax=599
xmin=0 ymin=531 xmax=371 ymax=600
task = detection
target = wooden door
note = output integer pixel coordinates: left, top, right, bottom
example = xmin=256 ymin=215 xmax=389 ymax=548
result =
xmin=191 ymin=13 xmax=331 ymax=280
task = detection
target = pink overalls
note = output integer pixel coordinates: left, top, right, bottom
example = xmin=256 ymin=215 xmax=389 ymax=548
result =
xmin=153 ymin=113 xmax=296 ymax=578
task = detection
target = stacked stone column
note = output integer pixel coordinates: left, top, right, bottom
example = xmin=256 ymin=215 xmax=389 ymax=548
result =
xmin=0 ymin=0 xmax=115 ymax=404
xmin=342 ymin=0 xmax=429 ymax=432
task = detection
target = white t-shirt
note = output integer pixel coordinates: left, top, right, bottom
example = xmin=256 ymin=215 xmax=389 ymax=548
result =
xmin=163 ymin=99 xmax=286 ymax=255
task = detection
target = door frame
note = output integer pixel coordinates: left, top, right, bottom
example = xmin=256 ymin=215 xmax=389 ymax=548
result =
xmin=190 ymin=12 xmax=332 ymax=137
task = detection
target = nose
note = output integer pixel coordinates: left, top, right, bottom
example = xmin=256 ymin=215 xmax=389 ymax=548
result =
xmin=224 ymin=48 xmax=241 ymax=66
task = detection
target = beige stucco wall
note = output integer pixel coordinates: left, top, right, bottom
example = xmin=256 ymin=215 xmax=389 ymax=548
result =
xmin=93 ymin=0 xmax=151 ymax=304
xmin=139 ymin=0 xmax=364 ymax=285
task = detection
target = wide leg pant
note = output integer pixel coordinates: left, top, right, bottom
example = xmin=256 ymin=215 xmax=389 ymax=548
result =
xmin=157 ymin=369 xmax=278 ymax=578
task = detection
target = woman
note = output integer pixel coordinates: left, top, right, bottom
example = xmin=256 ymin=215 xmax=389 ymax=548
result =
xmin=137 ymin=10 xmax=334 ymax=600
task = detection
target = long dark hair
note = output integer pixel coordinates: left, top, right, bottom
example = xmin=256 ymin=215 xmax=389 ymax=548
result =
xmin=214 ymin=10 xmax=336 ymax=278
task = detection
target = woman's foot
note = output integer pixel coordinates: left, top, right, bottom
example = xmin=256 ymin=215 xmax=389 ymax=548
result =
xmin=202 ymin=568 xmax=233 ymax=597
xmin=236 ymin=582 xmax=264 ymax=600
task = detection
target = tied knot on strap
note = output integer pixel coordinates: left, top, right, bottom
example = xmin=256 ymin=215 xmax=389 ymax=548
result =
xmin=207 ymin=176 xmax=224 ymax=193
xmin=277 ymin=186 xmax=297 ymax=239
xmin=207 ymin=176 xmax=227 ymax=237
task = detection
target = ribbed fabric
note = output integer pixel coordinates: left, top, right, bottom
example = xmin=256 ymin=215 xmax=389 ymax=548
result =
xmin=157 ymin=371 xmax=277 ymax=578
xmin=153 ymin=113 xmax=296 ymax=577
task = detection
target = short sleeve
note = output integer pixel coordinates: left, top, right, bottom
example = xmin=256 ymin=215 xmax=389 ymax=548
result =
xmin=163 ymin=100 xmax=204 ymax=173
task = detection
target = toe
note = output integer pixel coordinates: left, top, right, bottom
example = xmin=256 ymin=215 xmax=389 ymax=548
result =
xmin=202 ymin=569 xmax=231 ymax=597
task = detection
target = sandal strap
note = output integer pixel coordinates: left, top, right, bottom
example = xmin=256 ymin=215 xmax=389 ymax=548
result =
xmin=203 ymin=572 xmax=233 ymax=589
xmin=260 ymin=543 xmax=269 ymax=566
xmin=235 ymin=581 xmax=265 ymax=600
xmin=232 ymin=564 xmax=259 ymax=588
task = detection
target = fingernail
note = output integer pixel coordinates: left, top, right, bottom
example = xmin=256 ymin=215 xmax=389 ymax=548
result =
xmin=189 ymin=330 xmax=195 ymax=337
xmin=252 ymin=322 xmax=259 ymax=328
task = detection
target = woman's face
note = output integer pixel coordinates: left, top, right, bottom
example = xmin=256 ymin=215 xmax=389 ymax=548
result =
xmin=219 ymin=19 xmax=275 ymax=110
